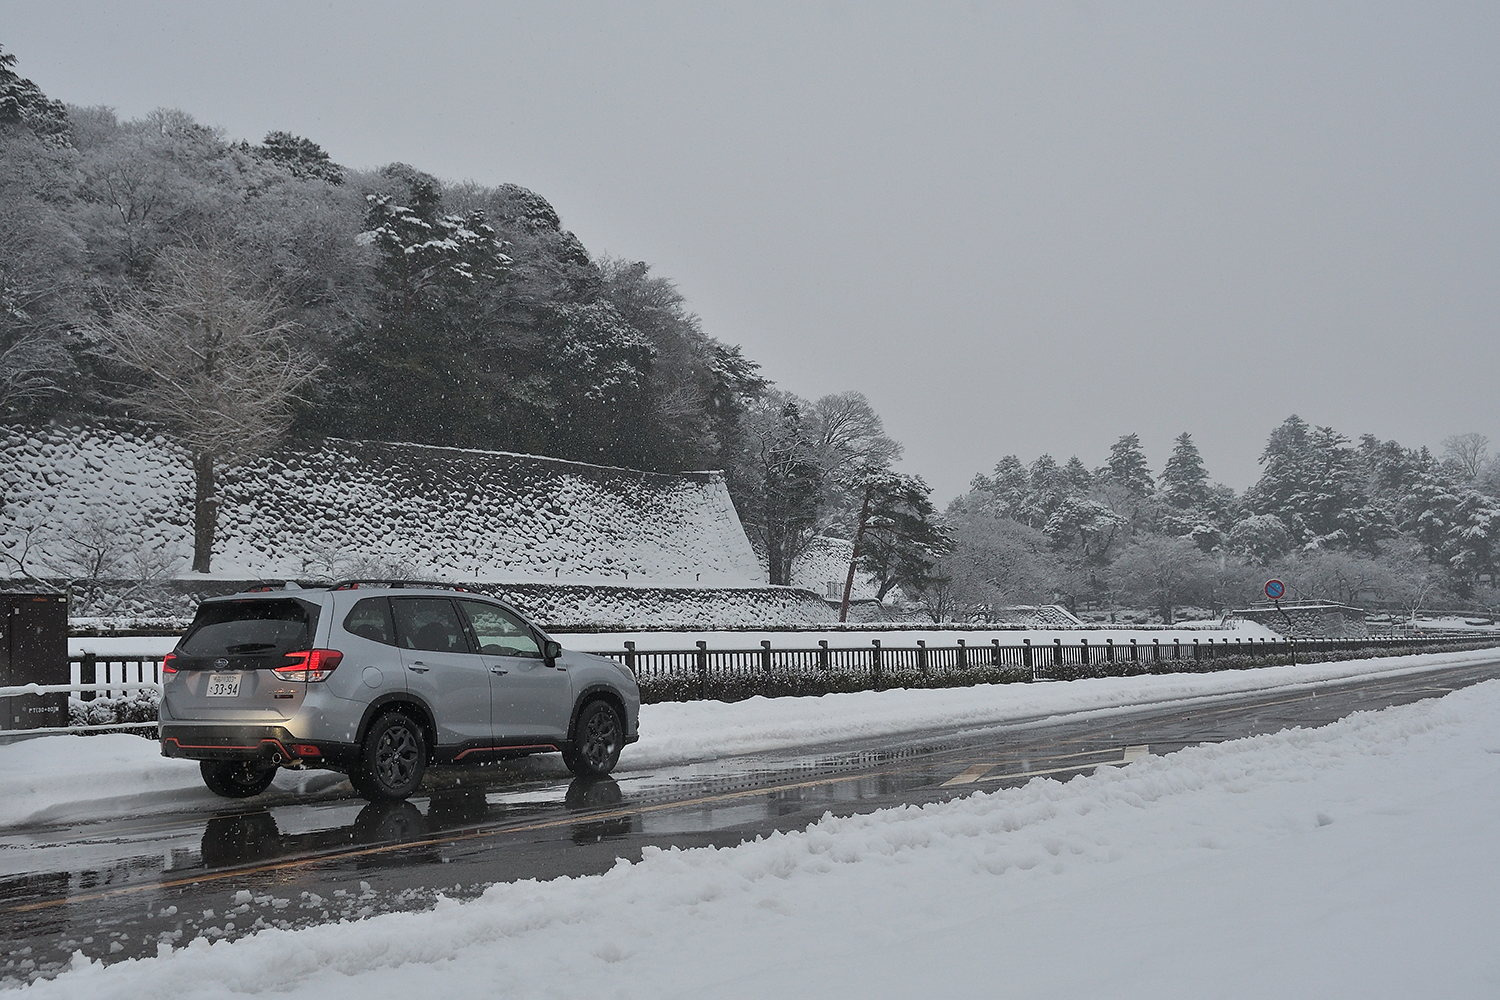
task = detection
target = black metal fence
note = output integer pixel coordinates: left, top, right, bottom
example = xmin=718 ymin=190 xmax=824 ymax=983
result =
xmin=51 ymin=632 xmax=1500 ymax=711
xmin=599 ymin=633 xmax=1500 ymax=693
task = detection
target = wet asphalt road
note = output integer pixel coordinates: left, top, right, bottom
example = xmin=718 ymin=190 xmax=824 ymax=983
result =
xmin=3 ymin=658 xmax=1499 ymax=984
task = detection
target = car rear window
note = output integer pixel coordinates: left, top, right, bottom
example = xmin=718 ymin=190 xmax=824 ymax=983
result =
xmin=179 ymin=599 xmax=321 ymax=658
xmin=344 ymin=597 xmax=396 ymax=645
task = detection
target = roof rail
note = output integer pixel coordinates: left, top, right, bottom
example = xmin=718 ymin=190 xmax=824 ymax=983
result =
xmin=327 ymin=579 xmax=480 ymax=593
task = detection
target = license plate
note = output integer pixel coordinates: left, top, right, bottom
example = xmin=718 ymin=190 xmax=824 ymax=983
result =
xmin=205 ymin=673 xmax=242 ymax=697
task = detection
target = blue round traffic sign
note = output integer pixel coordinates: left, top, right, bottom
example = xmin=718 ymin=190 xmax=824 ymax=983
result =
xmin=1265 ymin=579 xmax=1285 ymax=600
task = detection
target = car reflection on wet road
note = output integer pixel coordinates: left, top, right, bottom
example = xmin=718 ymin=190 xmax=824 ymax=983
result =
xmin=3 ymin=656 xmax=1499 ymax=985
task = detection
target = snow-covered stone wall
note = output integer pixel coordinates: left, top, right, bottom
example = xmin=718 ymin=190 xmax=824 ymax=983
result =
xmin=0 ymin=421 xmax=765 ymax=587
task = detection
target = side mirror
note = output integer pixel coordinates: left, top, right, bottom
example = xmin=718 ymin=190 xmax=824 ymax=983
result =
xmin=543 ymin=640 xmax=563 ymax=664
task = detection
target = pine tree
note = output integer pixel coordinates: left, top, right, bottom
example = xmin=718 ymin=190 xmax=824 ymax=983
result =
xmin=0 ymin=45 xmax=69 ymax=143
xmin=1247 ymin=414 xmax=1311 ymax=520
xmin=1103 ymin=433 xmax=1154 ymax=496
xmin=1159 ymin=432 xmax=1209 ymax=509
xmin=1247 ymin=416 xmax=1386 ymax=552
xmin=848 ymin=472 xmax=951 ymax=606
xmin=1062 ymin=455 xmax=1093 ymax=493
xmin=336 ymin=167 xmax=512 ymax=444
xmin=252 ymin=131 xmax=343 ymax=184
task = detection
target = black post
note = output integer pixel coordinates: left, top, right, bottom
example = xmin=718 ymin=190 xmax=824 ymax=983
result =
xmin=1105 ymin=638 xmax=1115 ymax=663
xmin=818 ymin=639 xmax=830 ymax=672
xmin=81 ymin=652 xmax=97 ymax=702
xmin=956 ymin=639 xmax=966 ymax=670
xmin=696 ymin=640 xmax=708 ymax=699
xmin=760 ymin=640 xmax=772 ymax=675
xmin=991 ymin=638 xmax=1001 ymax=666
xmin=871 ymin=640 xmax=883 ymax=684
xmin=917 ymin=640 xmax=928 ymax=676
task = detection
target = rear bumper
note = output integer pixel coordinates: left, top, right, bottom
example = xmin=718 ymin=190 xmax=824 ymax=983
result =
xmin=160 ymin=724 xmax=357 ymax=768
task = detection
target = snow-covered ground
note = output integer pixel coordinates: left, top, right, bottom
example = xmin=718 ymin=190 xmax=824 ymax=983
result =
xmin=18 ymin=665 xmax=1500 ymax=997
xmin=6 ymin=647 xmax=1495 ymax=830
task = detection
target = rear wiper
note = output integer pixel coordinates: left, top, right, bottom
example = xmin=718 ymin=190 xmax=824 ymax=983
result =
xmin=226 ymin=642 xmax=277 ymax=654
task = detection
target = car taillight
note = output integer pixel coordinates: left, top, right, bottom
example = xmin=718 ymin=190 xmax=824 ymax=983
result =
xmin=272 ymin=649 xmax=344 ymax=682
xmin=161 ymin=652 xmax=177 ymax=675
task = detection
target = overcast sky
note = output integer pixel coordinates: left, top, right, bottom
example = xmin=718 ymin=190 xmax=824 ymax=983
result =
xmin=5 ymin=1 xmax=1497 ymax=501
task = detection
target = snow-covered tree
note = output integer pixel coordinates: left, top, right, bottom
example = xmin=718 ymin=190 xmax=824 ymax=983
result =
xmin=929 ymin=502 xmax=1053 ymax=620
xmin=1226 ymin=514 xmax=1292 ymax=565
xmin=1441 ymin=433 xmax=1489 ymax=482
xmin=88 ymin=244 xmax=321 ymax=571
xmin=1246 ymin=416 xmax=1387 ymax=552
xmin=1110 ymin=536 xmax=1213 ymax=624
xmin=1101 ymin=433 xmax=1154 ymax=497
xmin=252 ymin=131 xmax=343 ymax=184
xmin=0 ymin=44 xmax=69 ymax=144
xmin=737 ymin=394 xmax=824 ymax=586
xmin=840 ymin=471 xmax=948 ymax=614
xmin=1159 ymin=432 xmax=1210 ymax=509
xmin=1044 ymin=496 xmax=1128 ymax=564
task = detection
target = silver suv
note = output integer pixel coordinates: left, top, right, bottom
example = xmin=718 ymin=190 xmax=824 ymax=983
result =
xmin=158 ymin=582 xmax=640 ymax=801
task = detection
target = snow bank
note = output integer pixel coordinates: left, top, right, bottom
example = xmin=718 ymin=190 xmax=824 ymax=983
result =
xmin=3 ymin=647 xmax=1494 ymax=831
xmin=23 ymin=671 xmax=1500 ymax=997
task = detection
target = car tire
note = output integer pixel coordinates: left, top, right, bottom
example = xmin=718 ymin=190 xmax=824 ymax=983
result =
xmin=200 ymin=759 xmax=278 ymax=798
xmin=352 ymin=711 xmax=427 ymax=802
xmin=563 ymin=700 xmax=624 ymax=777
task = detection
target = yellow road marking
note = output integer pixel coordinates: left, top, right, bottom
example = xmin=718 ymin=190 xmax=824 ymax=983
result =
xmin=940 ymin=764 xmax=996 ymax=787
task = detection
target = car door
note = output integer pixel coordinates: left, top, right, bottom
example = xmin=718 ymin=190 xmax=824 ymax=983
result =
xmin=390 ymin=597 xmax=492 ymax=745
xmin=457 ymin=599 xmax=572 ymax=741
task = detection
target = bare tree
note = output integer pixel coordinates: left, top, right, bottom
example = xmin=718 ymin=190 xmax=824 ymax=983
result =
xmin=809 ymin=391 xmax=902 ymax=537
xmin=1441 ymin=433 xmax=1489 ymax=481
xmin=0 ymin=513 xmax=62 ymax=591
xmin=1110 ymin=536 xmax=1214 ymax=624
xmin=89 ymin=244 xmax=321 ymax=571
xmin=59 ymin=513 xmax=124 ymax=612
xmin=929 ymin=506 xmax=1052 ymax=621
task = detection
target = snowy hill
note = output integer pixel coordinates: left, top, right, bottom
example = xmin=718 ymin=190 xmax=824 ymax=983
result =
xmin=0 ymin=421 xmax=765 ymax=587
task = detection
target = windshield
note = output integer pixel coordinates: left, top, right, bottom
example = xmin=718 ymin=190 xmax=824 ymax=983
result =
xmin=179 ymin=599 xmax=321 ymax=658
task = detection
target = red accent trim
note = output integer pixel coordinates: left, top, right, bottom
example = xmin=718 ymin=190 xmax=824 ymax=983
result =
xmin=452 ymin=743 xmax=561 ymax=761
xmin=162 ymin=737 xmax=293 ymax=757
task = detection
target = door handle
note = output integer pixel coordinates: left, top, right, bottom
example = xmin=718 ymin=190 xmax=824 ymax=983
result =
xmin=489 ymin=666 xmax=508 ymax=676
xmin=408 ymin=664 xmax=430 ymax=673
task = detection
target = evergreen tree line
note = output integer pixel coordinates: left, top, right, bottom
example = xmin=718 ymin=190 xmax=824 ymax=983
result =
xmin=932 ymin=423 xmax=1500 ymax=623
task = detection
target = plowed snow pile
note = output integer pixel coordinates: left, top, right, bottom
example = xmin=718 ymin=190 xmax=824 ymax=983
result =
xmin=21 ymin=677 xmax=1500 ymax=998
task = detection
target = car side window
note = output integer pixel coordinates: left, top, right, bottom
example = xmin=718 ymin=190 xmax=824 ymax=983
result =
xmin=458 ymin=600 xmax=542 ymax=659
xmin=343 ymin=598 xmax=396 ymax=646
xmin=391 ymin=598 xmax=472 ymax=654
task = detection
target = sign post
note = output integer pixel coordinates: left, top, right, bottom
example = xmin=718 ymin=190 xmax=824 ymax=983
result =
xmin=1264 ymin=579 xmax=1295 ymax=666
